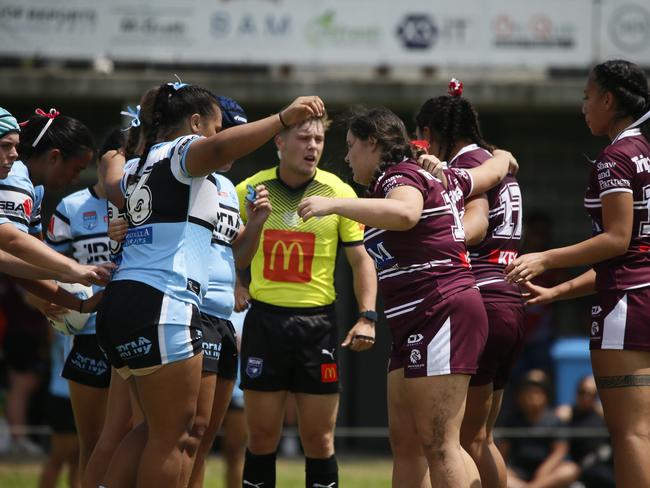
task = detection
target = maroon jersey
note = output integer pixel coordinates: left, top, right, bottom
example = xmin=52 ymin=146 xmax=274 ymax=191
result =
xmin=365 ymin=160 xmax=475 ymax=325
xmin=584 ymin=129 xmax=650 ymax=291
xmin=450 ymin=144 xmax=523 ymax=302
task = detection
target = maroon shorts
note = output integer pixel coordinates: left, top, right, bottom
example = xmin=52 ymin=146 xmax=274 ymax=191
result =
xmin=590 ymin=287 xmax=650 ymax=351
xmin=388 ymin=287 xmax=488 ymax=378
xmin=469 ymin=301 xmax=525 ymax=389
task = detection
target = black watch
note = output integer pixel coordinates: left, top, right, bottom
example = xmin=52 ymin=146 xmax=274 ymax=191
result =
xmin=358 ymin=310 xmax=378 ymax=322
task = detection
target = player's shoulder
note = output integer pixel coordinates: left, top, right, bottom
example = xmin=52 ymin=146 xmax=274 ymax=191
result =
xmin=601 ymin=131 xmax=648 ymax=162
xmin=237 ymin=166 xmax=278 ymax=190
xmin=453 ymin=145 xmax=491 ymax=169
xmin=313 ymin=168 xmax=356 ymax=195
xmin=2 ymin=160 xmax=32 ymax=189
xmin=60 ymin=187 xmax=93 ymax=207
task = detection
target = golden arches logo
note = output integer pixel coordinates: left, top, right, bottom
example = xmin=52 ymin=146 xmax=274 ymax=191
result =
xmin=262 ymin=229 xmax=315 ymax=283
xmin=269 ymin=240 xmax=305 ymax=272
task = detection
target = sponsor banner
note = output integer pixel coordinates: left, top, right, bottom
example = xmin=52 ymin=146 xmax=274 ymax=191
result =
xmin=0 ymin=0 xmax=593 ymax=67
xmin=599 ymin=0 xmax=650 ymax=65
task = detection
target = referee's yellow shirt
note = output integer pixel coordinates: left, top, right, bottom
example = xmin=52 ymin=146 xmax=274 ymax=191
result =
xmin=236 ymin=167 xmax=364 ymax=308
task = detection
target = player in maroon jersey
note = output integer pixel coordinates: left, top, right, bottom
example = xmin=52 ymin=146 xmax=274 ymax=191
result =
xmin=507 ymin=60 xmax=650 ymax=487
xmin=298 ymin=107 xmax=517 ymax=487
xmin=414 ymin=79 xmax=525 ymax=488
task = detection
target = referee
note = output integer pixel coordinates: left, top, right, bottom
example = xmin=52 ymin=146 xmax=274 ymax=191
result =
xmin=236 ymin=111 xmax=377 ymax=488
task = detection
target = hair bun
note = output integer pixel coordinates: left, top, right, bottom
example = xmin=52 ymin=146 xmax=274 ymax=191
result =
xmin=448 ymin=78 xmax=463 ymax=97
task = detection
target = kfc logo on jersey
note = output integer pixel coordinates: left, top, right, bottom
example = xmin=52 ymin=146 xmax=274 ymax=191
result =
xmin=488 ymin=249 xmax=517 ymax=265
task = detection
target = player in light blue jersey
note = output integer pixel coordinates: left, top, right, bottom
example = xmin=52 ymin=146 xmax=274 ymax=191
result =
xmin=38 ymin=332 xmax=81 ymax=488
xmin=187 ymin=97 xmax=271 ymax=488
xmin=97 ymin=82 xmax=324 ymax=487
xmin=0 ymin=108 xmax=112 ymax=296
xmin=46 ymin=160 xmax=113 ymax=479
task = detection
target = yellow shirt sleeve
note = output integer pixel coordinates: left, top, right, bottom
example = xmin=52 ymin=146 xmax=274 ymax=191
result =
xmin=336 ymin=182 xmax=364 ymax=244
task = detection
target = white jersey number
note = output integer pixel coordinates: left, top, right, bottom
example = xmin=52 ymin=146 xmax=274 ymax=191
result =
xmin=492 ymin=183 xmax=522 ymax=239
xmin=442 ymin=192 xmax=466 ymax=242
xmin=638 ymin=185 xmax=650 ymax=238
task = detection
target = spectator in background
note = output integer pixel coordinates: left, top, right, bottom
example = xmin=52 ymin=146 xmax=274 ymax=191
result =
xmin=499 ymin=369 xmax=579 ymax=488
xmin=0 ymin=275 xmax=48 ymax=455
xmin=556 ymin=376 xmax=614 ymax=488
xmin=38 ymin=332 xmax=80 ymax=488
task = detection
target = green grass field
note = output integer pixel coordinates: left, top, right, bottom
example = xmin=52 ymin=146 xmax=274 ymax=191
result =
xmin=0 ymin=456 xmax=393 ymax=487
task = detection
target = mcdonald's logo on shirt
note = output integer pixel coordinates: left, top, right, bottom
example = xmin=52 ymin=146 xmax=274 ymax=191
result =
xmin=321 ymin=363 xmax=338 ymax=383
xmin=263 ymin=229 xmax=315 ymax=283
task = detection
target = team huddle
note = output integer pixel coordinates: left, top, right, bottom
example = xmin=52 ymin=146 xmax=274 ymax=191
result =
xmin=0 ymin=58 xmax=649 ymax=488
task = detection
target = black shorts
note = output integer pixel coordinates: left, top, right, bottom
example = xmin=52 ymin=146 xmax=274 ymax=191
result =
xmin=96 ymin=280 xmax=202 ymax=372
xmin=62 ymin=334 xmax=111 ymax=388
xmin=200 ymin=313 xmax=238 ymax=379
xmin=240 ymin=300 xmax=340 ymax=394
xmin=47 ymin=394 xmax=76 ymax=433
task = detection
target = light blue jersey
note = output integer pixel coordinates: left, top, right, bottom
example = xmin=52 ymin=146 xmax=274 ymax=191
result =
xmin=0 ymin=160 xmax=44 ymax=235
xmin=49 ymin=332 xmax=71 ymax=398
xmin=201 ymin=174 xmax=242 ymax=319
xmin=114 ymin=135 xmax=220 ymax=307
xmin=46 ymin=186 xmax=109 ymax=334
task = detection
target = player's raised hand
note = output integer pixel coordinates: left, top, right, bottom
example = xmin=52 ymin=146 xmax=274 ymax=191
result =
xmin=416 ymin=153 xmax=444 ymax=176
xmin=297 ymin=196 xmax=336 ymax=221
xmin=279 ymin=96 xmax=325 ymax=126
xmin=493 ymin=149 xmax=519 ymax=176
xmin=505 ymin=252 xmax=549 ymax=283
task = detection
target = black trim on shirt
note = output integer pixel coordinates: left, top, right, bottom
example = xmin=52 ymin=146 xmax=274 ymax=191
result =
xmin=54 ymin=210 xmax=71 ymax=225
xmin=275 ymin=167 xmax=316 ymax=192
xmin=0 ymin=214 xmax=29 ymax=226
xmin=0 ymin=184 xmax=33 ymax=198
xmin=72 ymin=232 xmax=108 ymax=242
xmin=88 ymin=185 xmax=99 ymax=199
xmin=341 ymin=239 xmax=364 ymax=248
xmin=188 ymin=215 xmax=215 ymax=232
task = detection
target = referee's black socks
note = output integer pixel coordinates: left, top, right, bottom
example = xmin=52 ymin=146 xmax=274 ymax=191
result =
xmin=243 ymin=449 xmax=277 ymax=487
xmin=306 ymin=455 xmax=338 ymax=488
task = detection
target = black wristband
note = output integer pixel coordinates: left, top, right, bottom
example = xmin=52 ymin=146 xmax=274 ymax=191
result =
xmin=278 ymin=111 xmax=289 ymax=129
xmin=358 ymin=310 xmax=378 ymax=322
xmin=78 ymin=299 xmax=84 ymax=314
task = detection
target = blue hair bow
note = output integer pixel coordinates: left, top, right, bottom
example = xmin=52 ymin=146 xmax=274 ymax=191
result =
xmin=167 ymin=74 xmax=188 ymax=91
xmin=120 ymin=105 xmax=141 ymax=131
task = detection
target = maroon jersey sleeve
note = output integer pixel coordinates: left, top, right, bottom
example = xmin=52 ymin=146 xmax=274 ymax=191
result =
xmin=596 ymin=145 xmax=635 ymax=197
xmin=447 ymin=167 xmax=474 ymax=199
xmin=376 ymin=164 xmax=430 ymax=200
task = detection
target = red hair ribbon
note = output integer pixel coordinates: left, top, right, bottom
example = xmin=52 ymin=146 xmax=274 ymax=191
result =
xmin=410 ymin=140 xmax=430 ymax=151
xmin=35 ymin=108 xmax=60 ymax=119
xmin=32 ymin=108 xmax=61 ymax=148
xmin=448 ymin=78 xmax=463 ymax=97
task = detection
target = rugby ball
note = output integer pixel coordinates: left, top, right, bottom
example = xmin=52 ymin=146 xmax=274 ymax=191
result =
xmin=48 ymin=281 xmax=93 ymax=335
